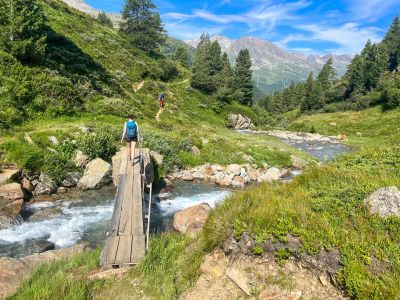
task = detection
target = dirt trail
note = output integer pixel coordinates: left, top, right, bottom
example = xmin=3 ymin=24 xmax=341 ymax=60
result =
xmin=132 ymin=80 xmax=145 ymax=92
xmin=156 ymin=109 xmax=163 ymax=122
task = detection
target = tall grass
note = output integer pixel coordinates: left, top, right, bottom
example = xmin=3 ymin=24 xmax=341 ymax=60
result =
xmin=10 ymin=248 xmax=101 ymax=300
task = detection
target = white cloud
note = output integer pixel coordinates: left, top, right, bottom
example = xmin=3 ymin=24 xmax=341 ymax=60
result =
xmin=163 ymin=0 xmax=311 ymax=33
xmin=348 ymin=0 xmax=400 ymax=21
xmin=292 ymin=23 xmax=383 ymax=53
xmin=164 ymin=22 xmax=225 ymax=40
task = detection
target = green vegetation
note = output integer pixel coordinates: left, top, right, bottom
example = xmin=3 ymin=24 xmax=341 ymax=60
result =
xmin=120 ymin=0 xmax=165 ymax=53
xmin=0 ymin=0 xmax=46 ymax=62
xmin=10 ymin=249 xmax=102 ymax=300
xmin=96 ymin=11 xmax=113 ymax=28
xmin=191 ymin=34 xmax=253 ymax=104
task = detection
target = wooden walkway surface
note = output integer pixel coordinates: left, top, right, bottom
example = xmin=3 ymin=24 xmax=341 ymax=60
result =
xmin=100 ymin=148 xmax=146 ymax=268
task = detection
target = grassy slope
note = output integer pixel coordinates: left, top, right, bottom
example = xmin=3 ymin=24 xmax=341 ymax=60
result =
xmin=203 ymin=107 xmax=400 ymax=299
xmin=1 ymin=0 xmax=306 ymax=174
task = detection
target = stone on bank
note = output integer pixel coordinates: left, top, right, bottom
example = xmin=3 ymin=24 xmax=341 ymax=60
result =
xmin=77 ymin=158 xmax=112 ymax=190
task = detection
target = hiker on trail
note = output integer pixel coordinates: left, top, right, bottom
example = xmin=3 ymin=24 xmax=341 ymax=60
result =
xmin=121 ymin=114 xmax=139 ymax=164
xmin=158 ymin=93 xmax=165 ymax=109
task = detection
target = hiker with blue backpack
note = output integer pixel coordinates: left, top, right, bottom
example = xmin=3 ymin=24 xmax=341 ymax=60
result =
xmin=121 ymin=114 xmax=139 ymax=164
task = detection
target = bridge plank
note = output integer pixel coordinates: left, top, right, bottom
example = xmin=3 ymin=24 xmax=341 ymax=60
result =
xmin=118 ymin=162 xmax=134 ymax=235
xmin=115 ymin=235 xmax=133 ymax=264
xmin=101 ymin=236 xmax=120 ymax=265
xmin=131 ymin=234 xmax=146 ymax=263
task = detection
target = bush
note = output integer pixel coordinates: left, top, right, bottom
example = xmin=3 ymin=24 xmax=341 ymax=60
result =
xmin=77 ymin=130 xmax=117 ymax=162
xmin=159 ymin=59 xmax=179 ymax=82
xmin=382 ymin=87 xmax=400 ymax=110
xmin=42 ymin=154 xmax=77 ymax=185
xmin=0 ymin=140 xmax=45 ymax=172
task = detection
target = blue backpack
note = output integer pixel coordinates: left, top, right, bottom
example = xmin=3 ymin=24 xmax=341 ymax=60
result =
xmin=126 ymin=121 xmax=137 ymax=139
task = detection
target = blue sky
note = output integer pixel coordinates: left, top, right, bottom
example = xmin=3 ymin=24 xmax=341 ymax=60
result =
xmin=85 ymin=0 xmax=400 ymax=54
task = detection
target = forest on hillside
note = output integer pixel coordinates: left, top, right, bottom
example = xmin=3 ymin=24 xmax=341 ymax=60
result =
xmin=260 ymin=17 xmax=400 ymax=115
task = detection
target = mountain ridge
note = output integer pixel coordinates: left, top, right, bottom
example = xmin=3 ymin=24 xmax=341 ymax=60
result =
xmin=186 ymin=35 xmax=353 ymax=94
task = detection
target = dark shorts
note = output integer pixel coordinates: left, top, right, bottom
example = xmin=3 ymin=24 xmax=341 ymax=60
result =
xmin=124 ymin=136 xmax=138 ymax=143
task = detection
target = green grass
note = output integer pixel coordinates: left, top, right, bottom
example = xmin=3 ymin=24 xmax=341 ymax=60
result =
xmin=10 ymin=249 xmax=102 ymax=300
xmin=288 ymin=106 xmax=400 ymax=147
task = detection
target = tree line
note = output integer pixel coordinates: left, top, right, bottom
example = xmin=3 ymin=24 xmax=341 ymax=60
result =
xmin=191 ymin=34 xmax=253 ymax=106
xmin=261 ymin=16 xmax=400 ymax=114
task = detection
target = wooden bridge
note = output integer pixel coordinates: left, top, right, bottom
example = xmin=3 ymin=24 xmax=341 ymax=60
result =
xmin=100 ymin=146 xmax=153 ymax=268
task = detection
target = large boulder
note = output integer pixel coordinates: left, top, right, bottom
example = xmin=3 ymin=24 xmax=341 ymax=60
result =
xmin=62 ymin=172 xmax=81 ymax=188
xmin=173 ymin=203 xmax=211 ymax=237
xmin=228 ymin=113 xmax=255 ymax=129
xmin=226 ymin=164 xmax=242 ymax=176
xmin=258 ymin=167 xmax=282 ymax=183
xmin=0 ymin=168 xmax=20 ymax=185
xmin=0 ymin=183 xmax=26 ymax=217
xmin=34 ymin=174 xmax=57 ymax=196
xmin=150 ymin=151 xmax=164 ymax=167
xmin=142 ymin=148 xmax=155 ymax=184
xmin=77 ymin=158 xmax=112 ymax=190
xmin=364 ymin=186 xmax=400 ymax=218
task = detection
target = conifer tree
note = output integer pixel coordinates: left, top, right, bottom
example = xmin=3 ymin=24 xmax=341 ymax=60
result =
xmin=362 ymin=40 xmax=381 ymax=91
xmin=191 ymin=33 xmax=215 ymax=93
xmin=317 ymin=57 xmax=336 ymax=90
xmin=382 ymin=16 xmax=400 ymax=71
xmin=208 ymin=41 xmax=223 ymax=76
xmin=0 ymin=0 xmax=46 ymax=62
xmin=97 ymin=12 xmax=113 ymax=28
xmin=300 ymin=73 xmax=314 ymax=111
xmin=174 ymin=46 xmax=189 ymax=68
xmin=234 ymin=49 xmax=253 ymax=105
xmin=216 ymin=53 xmax=235 ymax=102
xmin=120 ymin=0 xmax=165 ymax=52
xmin=347 ymin=54 xmax=365 ymax=94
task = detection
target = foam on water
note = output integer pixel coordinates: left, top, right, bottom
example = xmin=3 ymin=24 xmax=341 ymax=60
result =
xmin=0 ymin=202 xmax=113 ymax=248
xmin=157 ymin=190 xmax=231 ymax=216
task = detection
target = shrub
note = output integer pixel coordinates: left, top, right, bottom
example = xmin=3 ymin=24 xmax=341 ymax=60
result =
xmin=0 ymin=140 xmax=45 ymax=172
xmin=382 ymin=87 xmax=400 ymax=110
xmin=159 ymin=59 xmax=179 ymax=82
xmin=42 ymin=154 xmax=77 ymax=185
xmin=77 ymin=130 xmax=117 ymax=162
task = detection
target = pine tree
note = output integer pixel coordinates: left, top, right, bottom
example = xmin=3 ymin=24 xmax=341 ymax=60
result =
xmin=0 ymin=0 xmax=46 ymax=62
xmin=234 ymin=49 xmax=253 ymax=105
xmin=191 ymin=33 xmax=215 ymax=93
xmin=120 ymin=0 xmax=165 ymax=52
xmin=346 ymin=54 xmax=365 ymax=94
xmin=382 ymin=16 xmax=400 ymax=71
xmin=216 ymin=53 xmax=235 ymax=102
xmin=300 ymin=73 xmax=314 ymax=111
xmin=174 ymin=47 xmax=189 ymax=68
xmin=362 ymin=40 xmax=385 ymax=91
xmin=97 ymin=12 xmax=113 ymax=28
xmin=317 ymin=57 xmax=336 ymax=90
xmin=208 ymin=41 xmax=223 ymax=76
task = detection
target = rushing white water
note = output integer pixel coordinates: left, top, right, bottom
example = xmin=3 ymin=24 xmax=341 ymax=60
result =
xmin=0 ymin=183 xmax=230 ymax=257
xmin=0 ymin=201 xmax=114 ymax=248
xmin=157 ymin=190 xmax=231 ymax=216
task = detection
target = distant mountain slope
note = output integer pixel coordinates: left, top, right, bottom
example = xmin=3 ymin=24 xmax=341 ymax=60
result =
xmin=185 ymin=35 xmax=353 ymax=95
xmin=61 ymin=0 xmax=122 ymax=25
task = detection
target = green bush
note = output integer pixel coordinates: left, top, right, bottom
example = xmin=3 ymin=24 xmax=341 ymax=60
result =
xmin=77 ymin=130 xmax=117 ymax=162
xmin=382 ymin=87 xmax=400 ymax=110
xmin=159 ymin=59 xmax=179 ymax=82
xmin=42 ymin=154 xmax=77 ymax=185
xmin=0 ymin=140 xmax=45 ymax=172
